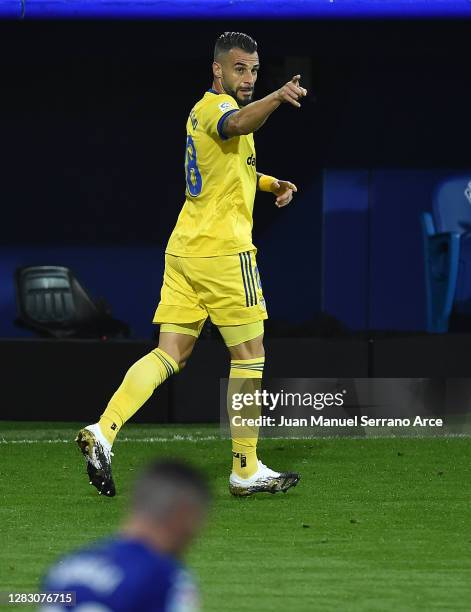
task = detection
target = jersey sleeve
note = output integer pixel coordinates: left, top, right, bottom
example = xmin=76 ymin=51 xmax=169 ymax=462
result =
xmin=199 ymin=94 xmax=239 ymax=141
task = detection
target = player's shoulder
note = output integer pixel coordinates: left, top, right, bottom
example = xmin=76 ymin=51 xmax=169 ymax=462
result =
xmin=41 ymin=537 xmax=124 ymax=593
xmin=196 ymin=89 xmax=239 ymax=114
xmin=187 ymin=89 xmax=240 ymax=139
xmin=43 ymin=537 xmax=178 ymax=587
xmin=42 ymin=537 xmax=189 ymax=606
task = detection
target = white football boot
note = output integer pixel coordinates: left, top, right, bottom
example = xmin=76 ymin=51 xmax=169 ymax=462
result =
xmin=229 ymin=460 xmax=300 ymax=497
xmin=75 ymin=423 xmax=115 ymax=497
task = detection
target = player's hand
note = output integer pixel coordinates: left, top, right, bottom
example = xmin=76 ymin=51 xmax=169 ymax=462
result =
xmin=271 ymin=179 xmax=297 ymax=207
xmin=275 ymin=75 xmax=307 ymax=108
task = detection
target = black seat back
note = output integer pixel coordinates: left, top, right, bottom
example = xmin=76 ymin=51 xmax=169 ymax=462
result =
xmin=15 ymin=266 xmax=100 ymax=336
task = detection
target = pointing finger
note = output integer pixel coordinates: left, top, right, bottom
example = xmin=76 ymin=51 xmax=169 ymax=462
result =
xmin=287 ymin=83 xmax=305 ymax=98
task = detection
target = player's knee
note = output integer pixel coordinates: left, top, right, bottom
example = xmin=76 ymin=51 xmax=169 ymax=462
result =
xmin=228 ymin=335 xmax=265 ymax=361
xmin=164 ymin=347 xmax=193 ymax=371
xmin=177 ymin=343 xmax=196 ymax=368
xmin=247 ymin=335 xmax=265 ymax=358
xmin=158 ymin=330 xmax=197 ymax=371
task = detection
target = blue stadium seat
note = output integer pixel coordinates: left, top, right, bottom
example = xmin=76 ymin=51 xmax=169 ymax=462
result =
xmin=422 ymin=175 xmax=471 ymax=332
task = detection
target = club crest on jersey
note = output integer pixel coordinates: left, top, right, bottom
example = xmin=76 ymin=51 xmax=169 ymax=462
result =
xmin=219 ymin=101 xmax=234 ymax=112
xmin=246 ymin=153 xmax=256 ymax=167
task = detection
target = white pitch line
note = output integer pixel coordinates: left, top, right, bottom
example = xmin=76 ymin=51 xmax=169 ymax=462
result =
xmin=0 ymin=435 xmax=219 ymax=444
xmin=0 ymin=433 xmax=470 ymax=444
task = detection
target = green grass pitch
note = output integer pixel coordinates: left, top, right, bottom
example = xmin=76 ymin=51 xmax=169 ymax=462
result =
xmin=1 ymin=421 xmax=470 ymax=611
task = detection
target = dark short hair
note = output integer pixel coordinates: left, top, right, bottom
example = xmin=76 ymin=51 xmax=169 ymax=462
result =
xmin=214 ymin=32 xmax=258 ymax=61
xmin=132 ymin=459 xmax=211 ymax=520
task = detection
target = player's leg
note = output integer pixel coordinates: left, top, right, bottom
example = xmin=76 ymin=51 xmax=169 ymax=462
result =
xmin=76 ymin=323 xmax=203 ymax=497
xmin=191 ymin=248 xmax=298 ymax=496
xmin=224 ymin=326 xmax=265 ymax=480
xmin=97 ymin=324 xmax=200 ymax=445
xmin=220 ymin=323 xmax=300 ymax=496
xmin=76 ymin=253 xmax=207 ymax=496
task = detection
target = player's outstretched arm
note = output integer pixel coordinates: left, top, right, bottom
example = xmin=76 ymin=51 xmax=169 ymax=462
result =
xmin=223 ymin=75 xmax=307 ymax=138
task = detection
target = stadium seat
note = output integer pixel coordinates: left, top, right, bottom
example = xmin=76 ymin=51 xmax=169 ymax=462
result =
xmin=421 ymin=175 xmax=471 ymax=332
xmin=15 ymin=265 xmax=130 ymax=339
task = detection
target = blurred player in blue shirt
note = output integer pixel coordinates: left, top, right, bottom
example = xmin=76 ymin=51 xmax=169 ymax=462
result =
xmin=41 ymin=460 xmax=210 ymax=611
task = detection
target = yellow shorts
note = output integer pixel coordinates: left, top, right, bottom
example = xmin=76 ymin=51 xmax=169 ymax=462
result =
xmin=153 ymin=249 xmax=268 ymax=327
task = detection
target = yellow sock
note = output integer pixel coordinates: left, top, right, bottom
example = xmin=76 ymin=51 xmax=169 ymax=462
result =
xmin=228 ymin=357 xmax=265 ymax=479
xmin=98 ymin=348 xmax=178 ymax=444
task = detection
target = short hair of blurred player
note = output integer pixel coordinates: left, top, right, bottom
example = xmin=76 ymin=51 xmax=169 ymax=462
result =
xmin=123 ymin=459 xmax=211 ymax=557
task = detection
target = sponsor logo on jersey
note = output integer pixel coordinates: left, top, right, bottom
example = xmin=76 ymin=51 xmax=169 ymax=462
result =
xmin=246 ymin=153 xmax=256 ymax=167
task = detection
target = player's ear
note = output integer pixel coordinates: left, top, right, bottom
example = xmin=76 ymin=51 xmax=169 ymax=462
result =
xmin=212 ymin=61 xmax=222 ymax=80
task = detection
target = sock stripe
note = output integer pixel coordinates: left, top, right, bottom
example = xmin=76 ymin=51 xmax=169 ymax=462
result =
xmin=231 ymin=358 xmax=265 ymax=364
xmin=231 ymin=361 xmax=265 ymax=365
xmin=156 ymin=354 xmax=172 ymax=377
xmin=158 ymin=351 xmax=176 ymax=374
xmin=231 ymin=361 xmax=265 ymax=367
xmin=152 ymin=350 xmax=175 ymax=377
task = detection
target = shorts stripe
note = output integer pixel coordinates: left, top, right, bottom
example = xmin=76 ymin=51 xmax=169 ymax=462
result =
xmin=242 ymin=252 xmax=254 ymax=306
xmin=240 ymin=251 xmax=258 ymax=307
xmin=245 ymin=252 xmax=258 ymax=306
xmin=239 ymin=253 xmax=250 ymax=306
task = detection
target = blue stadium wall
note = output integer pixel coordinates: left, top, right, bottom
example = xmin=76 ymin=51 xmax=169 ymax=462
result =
xmin=322 ymin=169 xmax=470 ymax=332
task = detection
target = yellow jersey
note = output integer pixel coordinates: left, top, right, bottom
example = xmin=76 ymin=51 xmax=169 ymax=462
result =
xmin=165 ymin=89 xmax=257 ymax=257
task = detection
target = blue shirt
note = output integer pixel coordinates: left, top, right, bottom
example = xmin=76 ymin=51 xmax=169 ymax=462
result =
xmin=41 ymin=536 xmax=199 ymax=612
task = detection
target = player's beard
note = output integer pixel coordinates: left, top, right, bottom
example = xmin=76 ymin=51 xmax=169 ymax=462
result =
xmin=237 ymin=88 xmax=254 ymax=107
xmin=222 ymin=79 xmax=254 ymax=107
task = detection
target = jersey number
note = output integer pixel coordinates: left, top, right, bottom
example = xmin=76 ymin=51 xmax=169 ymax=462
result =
xmin=185 ymin=135 xmax=202 ymax=197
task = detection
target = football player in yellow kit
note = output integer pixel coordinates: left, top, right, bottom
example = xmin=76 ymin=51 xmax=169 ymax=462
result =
xmin=76 ymin=31 xmax=307 ymax=497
